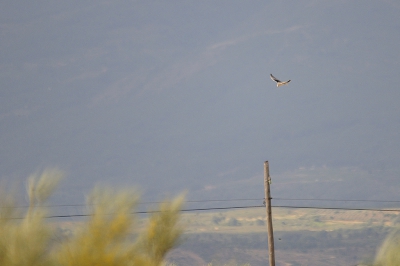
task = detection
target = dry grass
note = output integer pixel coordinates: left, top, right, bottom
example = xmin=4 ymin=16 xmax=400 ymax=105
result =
xmin=0 ymin=169 xmax=184 ymax=266
xmin=374 ymin=228 xmax=400 ymax=266
xmin=0 ymin=169 xmax=61 ymax=266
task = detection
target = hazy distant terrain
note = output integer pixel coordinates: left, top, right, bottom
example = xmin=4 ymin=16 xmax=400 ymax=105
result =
xmin=1 ymin=1 xmax=400 ymax=204
xmin=163 ymin=207 xmax=398 ymax=266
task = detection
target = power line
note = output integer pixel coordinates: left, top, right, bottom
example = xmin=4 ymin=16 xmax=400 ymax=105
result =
xmin=8 ymin=205 xmax=256 ymax=219
xmin=2 ymin=198 xmax=265 ymax=209
xmin=273 ymin=198 xmax=400 ymax=203
xmin=272 ymin=205 xmax=400 ymax=212
xmin=6 ymin=204 xmax=400 ymax=220
xmin=5 ymin=197 xmax=400 ymax=210
xmin=186 ymin=198 xmax=261 ymax=203
xmin=181 ymin=205 xmax=263 ymax=212
xmin=8 ymin=205 xmax=265 ymax=219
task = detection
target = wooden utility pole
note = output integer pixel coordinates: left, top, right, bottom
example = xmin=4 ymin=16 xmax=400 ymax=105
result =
xmin=263 ymin=161 xmax=275 ymax=266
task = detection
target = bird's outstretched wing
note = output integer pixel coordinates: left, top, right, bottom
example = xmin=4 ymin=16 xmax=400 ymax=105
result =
xmin=270 ymin=74 xmax=291 ymax=87
xmin=270 ymin=74 xmax=281 ymax=83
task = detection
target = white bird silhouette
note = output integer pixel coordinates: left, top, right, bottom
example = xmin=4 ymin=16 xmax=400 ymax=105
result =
xmin=270 ymin=74 xmax=291 ymax=87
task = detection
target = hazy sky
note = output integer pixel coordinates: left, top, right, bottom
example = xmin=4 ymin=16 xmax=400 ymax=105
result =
xmin=1 ymin=1 xmax=400 ymax=203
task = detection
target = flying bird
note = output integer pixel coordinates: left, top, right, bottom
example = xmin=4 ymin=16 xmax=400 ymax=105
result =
xmin=270 ymin=74 xmax=291 ymax=87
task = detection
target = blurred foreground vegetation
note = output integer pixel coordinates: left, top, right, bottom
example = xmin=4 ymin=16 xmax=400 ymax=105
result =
xmin=0 ymin=169 xmax=184 ymax=266
xmin=374 ymin=228 xmax=400 ymax=266
xmin=1 ymin=168 xmax=399 ymax=266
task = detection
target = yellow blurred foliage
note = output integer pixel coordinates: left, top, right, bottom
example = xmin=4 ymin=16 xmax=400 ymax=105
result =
xmin=374 ymin=228 xmax=400 ymax=266
xmin=0 ymin=169 xmax=184 ymax=266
